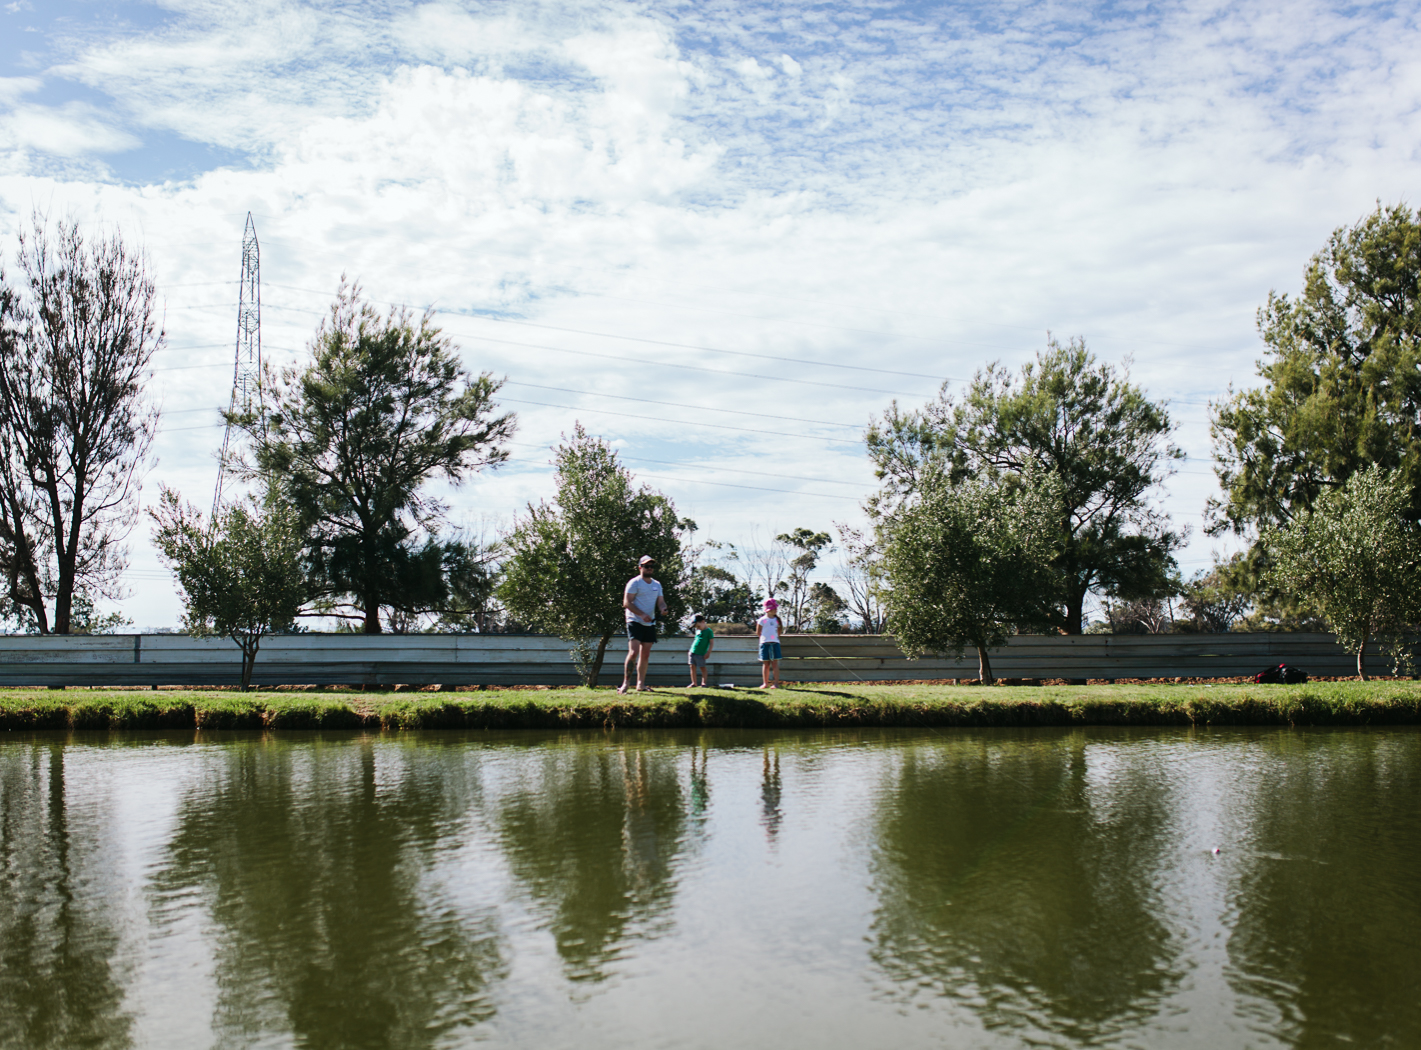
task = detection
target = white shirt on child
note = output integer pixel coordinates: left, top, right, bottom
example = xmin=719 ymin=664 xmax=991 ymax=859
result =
xmin=757 ymin=615 xmax=780 ymax=643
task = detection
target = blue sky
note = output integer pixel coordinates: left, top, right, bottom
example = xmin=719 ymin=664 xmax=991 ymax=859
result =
xmin=2 ymin=0 xmax=1419 ymax=629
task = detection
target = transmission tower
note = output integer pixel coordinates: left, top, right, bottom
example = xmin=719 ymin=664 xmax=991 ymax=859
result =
xmin=212 ymin=212 xmax=262 ymax=519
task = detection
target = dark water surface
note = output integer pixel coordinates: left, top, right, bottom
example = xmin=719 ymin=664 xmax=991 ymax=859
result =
xmin=0 ymin=727 xmax=1417 ymax=1049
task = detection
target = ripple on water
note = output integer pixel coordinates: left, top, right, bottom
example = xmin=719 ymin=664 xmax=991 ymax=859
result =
xmin=0 ymin=726 xmax=1416 ymax=1049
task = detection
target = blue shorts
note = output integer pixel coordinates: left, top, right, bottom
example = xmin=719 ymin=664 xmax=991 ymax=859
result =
xmin=688 ymin=652 xmax=707 ymax=669
xmin=759 ymin=641 xmax=782 ymax=662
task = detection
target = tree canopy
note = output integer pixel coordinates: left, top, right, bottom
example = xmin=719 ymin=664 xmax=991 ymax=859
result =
xmin=150 ymin=488 xmax=307 ymax=690
xmin=0 ymin=215 xmax=161 ymax=633
xmin=879 ymin=471 xmax=1062 ymax=682
xmin=1265 ymin=467 xmax=1421 ymax=679
xmin=1211 ymin=202 xmax=1421 ymax=534
xmin=232 ymin=282 xmax=514 ymax=633
xmin=774 ymin=528 xmax=832 ymax=631
xmin=499 ymin=426 xmax=691 ymax=685
xmin=867 ymin=337 xmax=1181 ymax=633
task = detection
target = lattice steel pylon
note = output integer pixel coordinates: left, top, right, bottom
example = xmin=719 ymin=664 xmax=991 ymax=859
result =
xmin=212 ymin=212 xmax=262 ymax=520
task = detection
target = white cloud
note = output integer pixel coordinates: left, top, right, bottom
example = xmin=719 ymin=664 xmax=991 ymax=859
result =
xmin=0 ymin=100 xmax=141 ymax=156
xmin=0 ymin=0 xmax=1418 ymax=627
xmin=0 ymin=76 xmax=40 ymax=105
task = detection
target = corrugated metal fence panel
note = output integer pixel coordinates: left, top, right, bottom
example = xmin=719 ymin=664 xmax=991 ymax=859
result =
xmin=0 ymin=632 xmax=1382 ymax=687
xmin=779 ymin=633 xmax=1370 ymax=680
xmin=0 ymin=634 xmax=764 ymax=688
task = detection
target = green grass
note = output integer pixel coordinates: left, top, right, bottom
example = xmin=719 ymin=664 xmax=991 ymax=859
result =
xmin=1 ymin=680 xmax=1419 ymax=731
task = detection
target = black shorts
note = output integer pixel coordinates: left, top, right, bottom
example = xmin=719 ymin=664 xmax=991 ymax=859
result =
xmin=627 ymin=621 xmax=657 ymax=644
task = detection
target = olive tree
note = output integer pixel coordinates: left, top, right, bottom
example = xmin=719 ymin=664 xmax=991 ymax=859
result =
xmin=879 ymin=471 xmax=1062 ymax=683
xmin=0 ymin=215 xmax=161 ymax=633
xmin=500 ymin=426 xmax=691 ymax=685
xmin=868 ymin=337 xmax=1181 ymax=634
xmin=1266 ymin=466 xmax=1421 ymax=679
xmin=150 ymin=488 xmax=307 ymax=690
xmin=230 ymin=282 xmax=514 ymax=633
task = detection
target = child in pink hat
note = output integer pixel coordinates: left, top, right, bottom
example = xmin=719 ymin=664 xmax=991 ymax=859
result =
xmin=756 ymin=598 xmax=783 ymax=689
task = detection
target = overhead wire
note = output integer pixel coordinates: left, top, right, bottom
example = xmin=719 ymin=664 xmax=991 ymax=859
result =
xmin=499 ymin=396 xmax=860 ymax=443
xmin=506 ymin=440 xmax=869 ymax=488
xmin=259 ymin=282 xmax=957 ymax=384
xmin=505 ymin=381 xmax=864 ymax=431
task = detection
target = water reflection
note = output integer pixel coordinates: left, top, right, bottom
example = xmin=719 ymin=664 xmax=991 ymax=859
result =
xmin=760 ymin=749 xmax=783 ymax=844
xmin=151 ymin=736 xmax=506 ymax=1049
xmin=496 ymin=741 xmax=690 ymax=983
xmin=0 ymin=728 xmax=1417 ymax=1050
xmin=0 ymin=744 xmax=133 ymax=1050
xmin=1221 ymin=730 xmax=1421 ymax=1047
xmin=868 ymin=731 xmax=1185 ymax=1043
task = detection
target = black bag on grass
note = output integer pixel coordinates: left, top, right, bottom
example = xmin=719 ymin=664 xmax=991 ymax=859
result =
xmin=1254 ymin=663 xmax=1308 ymax=684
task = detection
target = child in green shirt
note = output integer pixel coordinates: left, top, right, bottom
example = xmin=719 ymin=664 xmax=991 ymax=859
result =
xmin=687 ymin=613 xmax=715 ymax=687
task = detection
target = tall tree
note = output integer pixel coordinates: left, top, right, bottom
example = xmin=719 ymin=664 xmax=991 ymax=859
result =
xmin=1265 ymin=466 xmax=1421 ymax=679
xmin=0 ymin=215 xmax=161 ymax=634
xmin=879 ymin=471 xmax=1062 ymax=683
xmin=833 ymin=523 xmax=888 ymax=634
xmin=499 ymin=426 xmax=691 ymax=685
xmin=150 ymin=488 xmax=307 ymax=690
xmin=773 ymin=528 xmax=832 ymax=631
xmin=231 ymin=282 xmax=514 ymax=633
xmin=867 ymin=337 xmax=1181 ymax=634
xmin=684 ymin=543 xmax=760 ymax=626
xmin=1210 ymin=202 xmax=1421 ymax=534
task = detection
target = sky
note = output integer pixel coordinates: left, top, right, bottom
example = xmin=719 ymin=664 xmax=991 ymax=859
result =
xmin=1 ymin=0 xmax=1418 ymax=631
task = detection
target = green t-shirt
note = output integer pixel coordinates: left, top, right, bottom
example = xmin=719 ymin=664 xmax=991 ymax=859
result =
xmin=690 ymin=627 xmax=714 ymax=655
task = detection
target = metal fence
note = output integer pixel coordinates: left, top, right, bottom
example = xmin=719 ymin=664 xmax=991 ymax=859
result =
xmin=0 ymin=631 xmax=1379 ymax=689
xmin=0 ymin=633 xmax=761 ymax=689
xmin=777 ymin=632 xmax=1372 ymax=681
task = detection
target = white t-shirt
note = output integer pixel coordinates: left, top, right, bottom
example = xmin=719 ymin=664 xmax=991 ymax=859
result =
xmin=625 ymin=576 xmax=664 ymax=624
xmin=757 ymin=615 xmax=781 ymax=643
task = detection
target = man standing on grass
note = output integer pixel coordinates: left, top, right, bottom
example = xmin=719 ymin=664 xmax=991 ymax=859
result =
xmin=619 ymin=555 xmax=669 ymax=693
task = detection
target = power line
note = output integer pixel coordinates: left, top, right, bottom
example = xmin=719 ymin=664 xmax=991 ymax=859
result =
xmin=505 ymin=381 xmax=863 ymax=431
xmin=442 ymin=308 xmax=953 ymax=382
xmin=634 ymin=471 xmax=860 ymax=501
xmin=152 ymin=311 xmax=927 ymax=397
xmin=500 ymin=397 xmax=861 ymax=443
xmin=506 ymin=440 xmax=868 ymax=487
xmin=451 ymin=330 xmax=923 ymax=398
xmin=262 ymin=281 xmax=954 ymax=384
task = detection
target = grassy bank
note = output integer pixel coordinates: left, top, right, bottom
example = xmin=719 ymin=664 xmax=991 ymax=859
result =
xmin=1 ymin=681 xmax=1419 ymax=731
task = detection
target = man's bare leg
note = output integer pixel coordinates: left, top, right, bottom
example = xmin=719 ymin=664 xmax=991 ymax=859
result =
xmin=619 ymin=639 xmax=644 ymax=694
xmin=636 ymin=645 xmax=653 ymax=690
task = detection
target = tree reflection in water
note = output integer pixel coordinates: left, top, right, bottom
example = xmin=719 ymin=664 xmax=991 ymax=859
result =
xmin=497 ymin=739 xmax=689 ymax=984
xmin=0 ymin=743 xmax=134 ymax=1050
xmin=1221 ymin=729 xmax=1421 ymax=1047
xmin=150 ymin=736 xmax=506 ymax=1050
xmin=868 ymin=730 xmax=1185 ymax=1044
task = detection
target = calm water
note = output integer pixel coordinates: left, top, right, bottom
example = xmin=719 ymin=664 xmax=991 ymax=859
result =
xmin=0 ymin=727 xmax=1417 ymax=1050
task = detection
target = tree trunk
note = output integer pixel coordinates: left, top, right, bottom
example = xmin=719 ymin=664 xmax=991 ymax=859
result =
xmin=239 ymin=635 xmax=261 ymax=691
xmin=589 ymin=631 xmax=612 ymax=687
xmin=1357 ymin=639 xmax=1367 ymax=681
xmin=1063 ymin=587 xmax=1085 ymax=635
xmin=363 ymin=598 xmax=382 ymax=634
xmin=977 ymin=645 xmax=994 ymax=685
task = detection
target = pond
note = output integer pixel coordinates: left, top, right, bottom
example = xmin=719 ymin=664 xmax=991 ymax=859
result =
xmin=0 ymin=727 xmax=1417 ymax=1049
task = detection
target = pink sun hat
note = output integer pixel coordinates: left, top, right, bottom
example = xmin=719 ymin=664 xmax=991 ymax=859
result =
xmin=763 ymin=598 xmax=779 ymax=610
